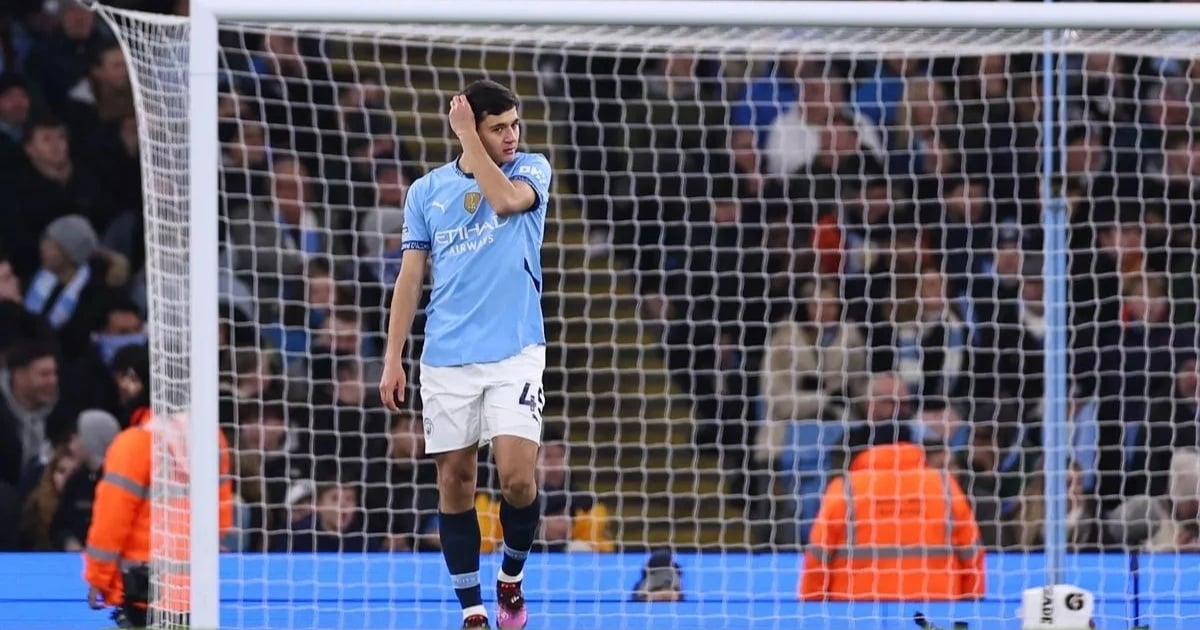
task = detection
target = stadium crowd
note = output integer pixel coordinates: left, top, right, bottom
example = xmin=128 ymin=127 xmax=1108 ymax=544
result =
xmin=558 ymin=41 xmax=1200 ymax=549
xmin=0 ymin=0 xmax=1198 ymax=559
xmin=0 ymin=0 xmax=613 ymax=556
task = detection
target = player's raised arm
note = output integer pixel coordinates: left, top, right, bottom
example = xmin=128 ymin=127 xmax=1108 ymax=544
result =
xmin=448 ymin=90 xmax=544 ymax=217
xmin=380 ymin=180 xmax=431 ymax=413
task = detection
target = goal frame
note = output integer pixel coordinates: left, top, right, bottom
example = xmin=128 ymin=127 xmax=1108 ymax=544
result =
xmin=183 ymin=1 xmax=1200 ymax=628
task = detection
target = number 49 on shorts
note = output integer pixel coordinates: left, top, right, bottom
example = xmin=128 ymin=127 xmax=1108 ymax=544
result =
xmin=518 ymin=382 xmax=545 ymax=423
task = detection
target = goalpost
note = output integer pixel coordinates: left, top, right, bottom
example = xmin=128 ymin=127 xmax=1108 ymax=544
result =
xmin=89 ymin=0 xmax=1200 ymax=628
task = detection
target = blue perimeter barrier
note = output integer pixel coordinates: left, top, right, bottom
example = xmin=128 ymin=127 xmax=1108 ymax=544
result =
xmin=3 ymin=552 xmax=1198 ymax=629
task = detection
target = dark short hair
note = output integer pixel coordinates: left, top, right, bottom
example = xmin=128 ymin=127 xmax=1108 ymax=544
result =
xmin=104 ymin=294 xmax=143 ymax=322
xmin=306 ymin=256 xmax=332 ymax=278
xmin=23 ymin=114 xmax=67 ymax=145
xmin=7 ymin=338 xmax=57 ymax=371
xmin=0 ymin=74 xmax=26 ymax=97
xmin=461 ymin=79 xmax=518 ymax=124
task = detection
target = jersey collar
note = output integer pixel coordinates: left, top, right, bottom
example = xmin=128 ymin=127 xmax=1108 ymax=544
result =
xmin=453 ymin=156 xmax=476 ymax=179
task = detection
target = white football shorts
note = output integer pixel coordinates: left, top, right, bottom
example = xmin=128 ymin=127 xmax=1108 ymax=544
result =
xmin=419 ymin=344 xmax=546 ymax=454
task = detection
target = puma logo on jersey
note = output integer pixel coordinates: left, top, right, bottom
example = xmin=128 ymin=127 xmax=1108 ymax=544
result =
xmin=431 ymin=200 xmax=448 ymax=212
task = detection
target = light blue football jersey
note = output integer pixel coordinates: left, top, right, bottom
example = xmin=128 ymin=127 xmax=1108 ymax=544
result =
xmin=401 ymin=152 xmax=551 ymax=367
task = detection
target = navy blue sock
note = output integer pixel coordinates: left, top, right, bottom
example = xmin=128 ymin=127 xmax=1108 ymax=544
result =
xmin=439 ymin=509 xmax=484 ymax=613
xmin=499 ymin=493 xmax=541 ymax=579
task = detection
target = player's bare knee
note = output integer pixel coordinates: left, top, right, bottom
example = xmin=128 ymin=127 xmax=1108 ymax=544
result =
xmin=435 ymin=452 xmax=477 ymax=508
xmin=500 ymin=476 xmax=537 ymax=508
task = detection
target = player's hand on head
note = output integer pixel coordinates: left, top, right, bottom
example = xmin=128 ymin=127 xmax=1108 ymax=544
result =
xmin=448 ymin=94 xmax=476 ymax=140
xmin=379 ymin=361 xmax=408 ymax=413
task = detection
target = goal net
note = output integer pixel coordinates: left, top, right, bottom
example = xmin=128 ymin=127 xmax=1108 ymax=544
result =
xmin=95 ymin=2 xmax=1200 ymax=629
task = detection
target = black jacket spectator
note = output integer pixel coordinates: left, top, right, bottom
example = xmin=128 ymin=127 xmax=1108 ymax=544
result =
xmin=1 ymin=117 xmax=106 ymax=283
xmin=24 ymin=3 xmax=112 ymax=109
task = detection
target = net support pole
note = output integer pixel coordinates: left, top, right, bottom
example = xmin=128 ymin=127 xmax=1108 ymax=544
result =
xmin=187 ymin=3 xmax=221 ymax=628
xmin=1040 ymin=23 xmax=1070 ymax=585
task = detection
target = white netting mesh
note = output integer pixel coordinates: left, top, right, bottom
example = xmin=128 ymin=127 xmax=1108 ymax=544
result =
xmin=94 ymin=7 xmax=194 ymax=629
xmin=99 ymin=3 xmax=1200 ymax=629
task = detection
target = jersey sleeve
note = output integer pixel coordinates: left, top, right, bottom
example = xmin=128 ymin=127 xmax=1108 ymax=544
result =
xmin=510 ymin=153 xmax=552 ymax=214
xmin=401 ymin=177 xmax=431 ymax=251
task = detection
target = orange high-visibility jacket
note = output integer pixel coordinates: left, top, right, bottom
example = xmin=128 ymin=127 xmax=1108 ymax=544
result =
xmin=800 ymin=442 xmax=985 ymax=601
xmin=83 ymin=408 xmax=234 ymax=610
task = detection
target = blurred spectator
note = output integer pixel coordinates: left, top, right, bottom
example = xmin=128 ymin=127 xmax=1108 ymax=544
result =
xmin=757 ymin=278 xmax=866 ymax=468
xmin=1152 ymin=132 xmax=1200 ymax=228
xmin=109 ymin=343 xmax=149 ymax=425
xmin=265 ymin=257 xmax=335 ymax=363
xmin=299 ymin=355 xmax=389 ymax=496
xmin=61 ymin=296 xmax=145 ymax=416
xmin=1148 ymin=356 xmax=1200 ymax=453
xmin=0 ymin=299 xmax=52 ymax=370
xmin=365 ymin=410 xmax=438 ymax=551
xmin=219 ymin=115 xmax=270 ymax=211
xmin=968 ymin=226 xmax=1041 ymax=410
xmin=0 ymin=243 xmax=23 ymax=302
xmin=533 ymin=429 xmax=613 ymax=552
xmin=25 ymin=1 xmax=113 ymax=109
xmin=3 ymin=116 xmax=105 ymax=283
xmin=0 ymin=338 xmax=78 ymax=487
xmin=476 ymin=427 xmax=613 ymax=553
xmin=853 ymin=56 xmax=923 ymax=130
xmin=1144 ymin=448 xmax=1200 ymax=551
xmin=1017 ymin=459 xmax=1105 ymax=551
xmin=18 ymin=442 xmax=78 ymax=550
xmin=272 ymin=481 xmax=377 ymax=552
xmin=87 ymin=113 xmax=143 ymax=255
xmin=0 ymin=15 xmax=33 ymax=74
xmin=729 ymin=56 xmax=805 ymax=195
xmin=220 ymin=347 xmax=280 ymax=403
xmin=230 ymin=398 xmax=291 ymax=551
xmin=357 ymin=206 xmax=405 ymax=286
xmin=25 ymin=214 xmax=123 ymax=357
xmin=1113 ymin=75 xmax=1194 ymax=199
xmin=1060 ymin=123 xmax=1116 ymax=202
xmin=812 ymin=177 xmax=910 ymax=279
xmin=933 ymin=178 xmax=995 ymax=286
xmin=224 ymin=154 xmax=322 ymax=320
xmin=953 ymin=402 xmax=1038 ymax=549
xmin=1095 ymin=272 xmax=1191 ymax=511
xmin=52 ymin=409 xmax=121 ymax=552
xmin=763 ymin=74 xmax=883 ymax=185
xmin=864 ymin=267 xmax=974 ymax=409
xmin=0 ymin=73 xmax=30 ymax=170
xmin=61 ymin=41 xmax=134 ymax=150
xmin=249 ymin=31 xmax=336 ymax=157
xmin=619 ymin=53 xmax=731 ymax=282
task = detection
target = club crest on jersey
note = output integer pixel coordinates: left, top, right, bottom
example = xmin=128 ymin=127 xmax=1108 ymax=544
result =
xmin=463 ymin=191 xmax=482 ymax=213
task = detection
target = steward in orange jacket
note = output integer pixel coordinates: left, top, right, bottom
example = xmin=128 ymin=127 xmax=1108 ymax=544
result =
xmin=800 ymin=441 xmax=985 ymax=601
xmin=83 ymin=406 xmax=234 ymax=624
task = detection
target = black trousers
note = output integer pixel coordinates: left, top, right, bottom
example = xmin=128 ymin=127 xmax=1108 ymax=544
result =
xmin=117 ymin=604 xmax=190 ymax=629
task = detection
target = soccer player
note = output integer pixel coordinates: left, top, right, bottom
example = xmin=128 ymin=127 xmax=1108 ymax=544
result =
xmin=379 ymin=79 xmax=550 ymax=630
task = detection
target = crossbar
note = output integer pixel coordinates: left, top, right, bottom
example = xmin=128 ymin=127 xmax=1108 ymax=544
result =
xmin=193 ymin=0 xmax=1200 ymax=30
